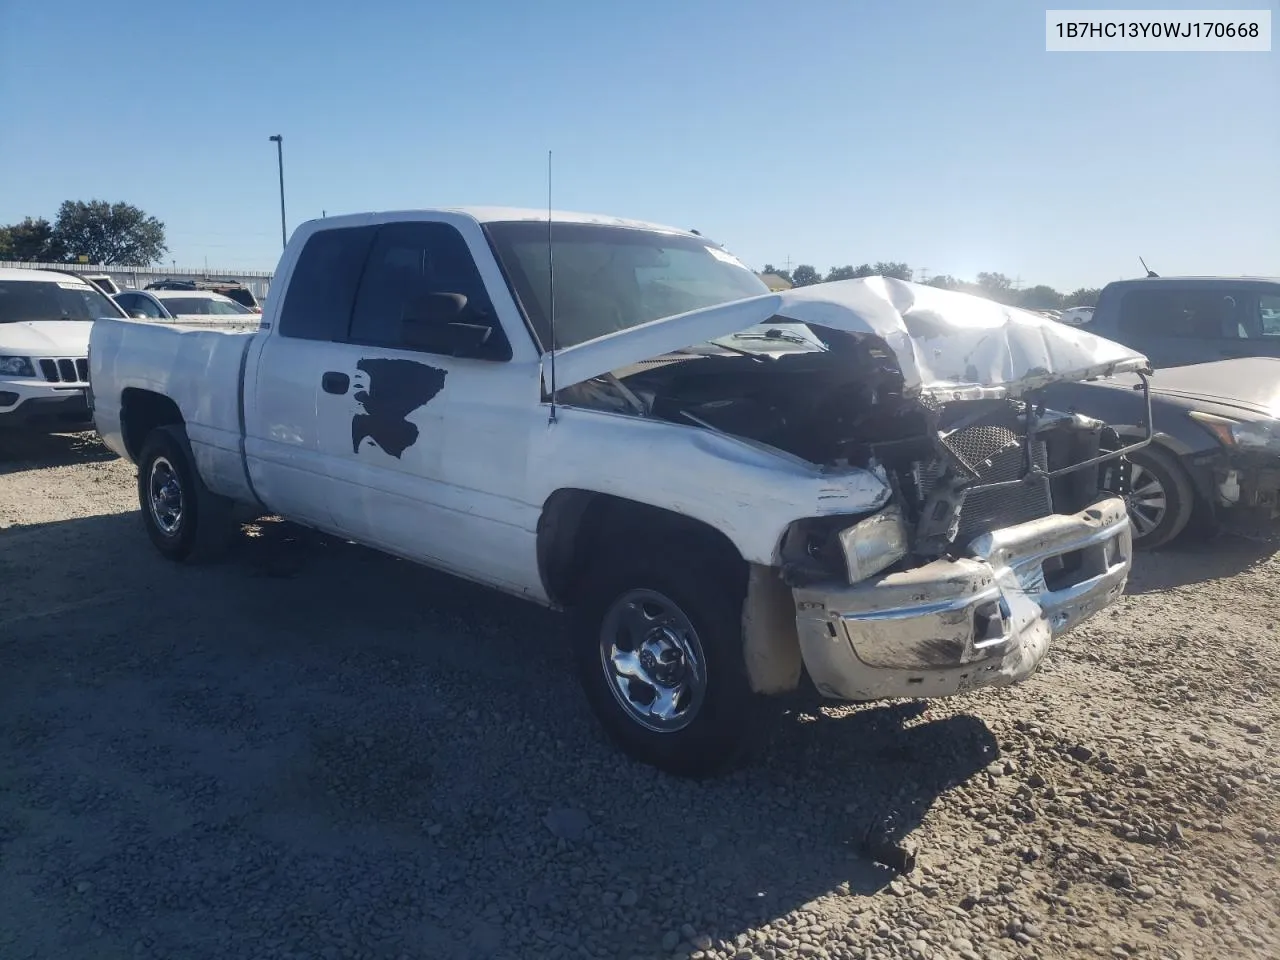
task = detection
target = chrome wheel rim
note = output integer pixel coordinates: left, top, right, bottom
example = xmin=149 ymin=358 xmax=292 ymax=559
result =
xmin=1125 ymin=462 xmax=1167 ymax=539
xmin=599 ymin=588 xmax=706 ymax=733
xmin=148 ymin=456 xmax=184 ymax=536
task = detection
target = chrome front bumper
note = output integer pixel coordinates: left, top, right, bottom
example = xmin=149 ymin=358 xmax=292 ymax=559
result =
xmin=792 ymin=496 xmax=1131 ymax=702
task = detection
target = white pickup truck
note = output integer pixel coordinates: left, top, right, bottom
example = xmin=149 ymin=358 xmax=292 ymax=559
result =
xmin=90 ymin=207 xmax=1150 ymax=776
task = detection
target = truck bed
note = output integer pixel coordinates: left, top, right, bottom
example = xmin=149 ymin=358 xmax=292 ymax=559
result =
xmin=90 ymin=317 xmax=260 ymax=505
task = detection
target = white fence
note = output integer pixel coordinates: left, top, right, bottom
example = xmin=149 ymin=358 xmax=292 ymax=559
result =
xmin=0 ymin=261 xmax=274 ymax=300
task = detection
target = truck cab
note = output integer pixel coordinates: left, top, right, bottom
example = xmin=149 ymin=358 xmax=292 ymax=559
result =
xmin=1087 ymin=276 xmax=1280 ymax=369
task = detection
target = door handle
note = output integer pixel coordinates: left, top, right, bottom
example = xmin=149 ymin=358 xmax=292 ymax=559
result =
xmin=321 ymin=371 xmax=350 ymax=395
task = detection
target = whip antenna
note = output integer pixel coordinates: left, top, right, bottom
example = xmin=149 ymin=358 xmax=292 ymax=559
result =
xmin=547 ymin=150 xmax=558 ymax=424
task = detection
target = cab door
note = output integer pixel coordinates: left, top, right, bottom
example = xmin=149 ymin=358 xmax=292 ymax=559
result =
xmin=312 ymin=218 xmax=536 ymax=589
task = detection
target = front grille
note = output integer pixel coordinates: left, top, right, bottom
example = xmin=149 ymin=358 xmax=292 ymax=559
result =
xmin=36 ymin=357 xmax=88 ymax=384
xmin=942 ymin=424 xmax=1022 ymax=477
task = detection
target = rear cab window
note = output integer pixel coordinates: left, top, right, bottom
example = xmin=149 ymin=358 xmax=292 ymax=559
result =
xmin=278 ymin=226 xmax=379 ymax=341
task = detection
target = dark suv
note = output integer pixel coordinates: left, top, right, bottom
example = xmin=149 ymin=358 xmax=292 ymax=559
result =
xmin=1085 ymin=276 xmax=1280 ymax=369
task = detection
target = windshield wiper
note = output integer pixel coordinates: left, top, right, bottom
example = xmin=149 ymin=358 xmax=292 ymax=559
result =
xmin=731 ymin=328 xmax=825 ymax=348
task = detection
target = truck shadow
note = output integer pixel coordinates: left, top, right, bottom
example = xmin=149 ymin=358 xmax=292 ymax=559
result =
xmin=1125 ymin=533 xmax=1279 ymax=594
xmin=0 ymin=429 xmax=117 ymax=477
xmin=4 ymin=509 xmax=997 ymax=959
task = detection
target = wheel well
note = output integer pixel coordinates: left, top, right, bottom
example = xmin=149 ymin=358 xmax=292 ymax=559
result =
xmin=120 ymin=389 xmax=184 ymax=461
xmin=536 ymin=489 xmax=746 ymax=607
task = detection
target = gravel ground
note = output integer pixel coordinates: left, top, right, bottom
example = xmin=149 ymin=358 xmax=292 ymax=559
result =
xmin=1 ymin=431 xmax=1277 ymax=960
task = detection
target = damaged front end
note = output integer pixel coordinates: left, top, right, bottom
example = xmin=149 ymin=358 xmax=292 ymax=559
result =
xmin=782 ymin=389 xmax=1151 ymax=701
xmin=550 ymin=277 xmax=1153 ymax=701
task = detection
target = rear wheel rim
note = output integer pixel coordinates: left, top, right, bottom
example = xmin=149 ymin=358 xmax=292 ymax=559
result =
xmin=1125 ymin=462 xmax=1168 ymax=539
xmin=599 ymin=588 xmax=707 ymax=734
xmin=148 ymin=456 xmax=184 ymax=536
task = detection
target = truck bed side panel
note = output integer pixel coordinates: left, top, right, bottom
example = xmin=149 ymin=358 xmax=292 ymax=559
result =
xmin=90 ymin=318 xmax=257 ymax=504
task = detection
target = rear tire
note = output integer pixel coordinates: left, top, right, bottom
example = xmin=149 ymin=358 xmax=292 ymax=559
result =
xmin=1125 ymin=446 xmax=1195 ymax=550
xmin=570 ymin=537 xmax=772 ymax=778
xmin=137 ymin=425 xmax=236 ymax=563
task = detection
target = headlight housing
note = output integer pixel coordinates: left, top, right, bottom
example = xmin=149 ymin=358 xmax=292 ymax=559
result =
xmin=780 ymin=505 xmax=910 ymax=586
xmin=838 ymin=504 xmax=910 ymax=583
xmin=0 ymin=356 xmax=35 ymax=377
xmin=1189 ymin=411 xmax=1280 ymax=452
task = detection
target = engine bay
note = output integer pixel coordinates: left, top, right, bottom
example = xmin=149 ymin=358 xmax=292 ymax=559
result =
xmin=558 ymin=324 xmax=1119 ymax=570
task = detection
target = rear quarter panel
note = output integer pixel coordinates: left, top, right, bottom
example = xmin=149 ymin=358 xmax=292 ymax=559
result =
xmin=90 ymin=318 xmax=258 ymax=501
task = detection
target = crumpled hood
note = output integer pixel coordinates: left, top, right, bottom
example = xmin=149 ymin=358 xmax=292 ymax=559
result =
xmin=546 ymin=277 xmax=1150 ymax=399
xmin=0 ymin=320 xmax=93 ymax=355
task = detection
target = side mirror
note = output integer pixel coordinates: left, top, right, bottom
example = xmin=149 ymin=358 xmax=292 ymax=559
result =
xmin=404 ymin=292 xmax=468 ymax=325
xmin=401 ymin=292 xmax=496 ymax=357
xmin=130 ymin=311 xmax=149 ymax=320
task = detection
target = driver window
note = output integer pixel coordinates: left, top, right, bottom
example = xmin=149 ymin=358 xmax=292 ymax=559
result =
xmin=127 ymin=294 xmax=163 ymax=318
xmin=347 ymin=221 xmax=505 ymax=358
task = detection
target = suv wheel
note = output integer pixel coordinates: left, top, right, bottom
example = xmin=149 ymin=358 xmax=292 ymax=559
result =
xmin=1124 ymin=446 xmax=1195 ymax=549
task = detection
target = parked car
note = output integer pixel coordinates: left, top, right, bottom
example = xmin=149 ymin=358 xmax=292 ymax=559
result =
xmin=1039 ymin=356 xmax=1280 ymax=549
xmin=0 ymin=267 xmax=129 ymax=430
xmin=1082 ymin=276 xmax=1280 ymax=368
xmin=88 ymin=207 xmax=1147 ymax=776
xmin=145 ymin=277 xmax=261 ymax=312
xmin=114 ymin=289 xmax=261 ymax=330
xmin=1058 ymin=306 xmax=1094 ymax=326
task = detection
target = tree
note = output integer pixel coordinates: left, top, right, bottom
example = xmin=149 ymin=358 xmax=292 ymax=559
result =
xmin=873 ymin=261 xmax=912 ymax=281
xmin=851 ymin=264 xmax=876 ymax=278
xmin=976 ymin=271 xmax=1014 ymax=303
xmin=1064 ymin=287 xmax=1101 ymax=307
xmin=926 ymin=274 xmax=959 ymax=290
xmin=790 ymin=264 xmax=822 ymax=287
xmin=825 ymin=265 xmax=857 ymax=282
xmin=52 ymin=200 xmax=167 ymax=265
xmin=760 ymin=263 xmax=792 ymax=284
xmin=0 ymin=217 xmax=66 ymax=262
xmin=1017 ymin=285 xmax=1063 ymax=310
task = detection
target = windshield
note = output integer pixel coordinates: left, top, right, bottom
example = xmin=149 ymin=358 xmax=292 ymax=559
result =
xmin=159 ymin=296 xmax=251 ymax=316
xmin=0 ymin=279 xmax=125 ymax=323
xmin=484 ymin=221 xmax=770 ymax=350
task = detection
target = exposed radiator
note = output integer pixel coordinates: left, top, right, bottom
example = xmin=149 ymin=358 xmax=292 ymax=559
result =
xmin=919 ymin=422 xmax=1054 ymax=546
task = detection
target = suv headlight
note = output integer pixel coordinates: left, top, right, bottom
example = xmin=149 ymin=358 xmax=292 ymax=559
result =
xmin=1189 ymin=411 xmax=1280 ymax=452
xmin=838 ymin=504 xmax=910 ymax=583
xmin=0 ymin=356 xmax=34 ymax=377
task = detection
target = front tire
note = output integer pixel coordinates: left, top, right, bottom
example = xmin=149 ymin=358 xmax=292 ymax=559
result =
xmin=570 ymin=538 xmax=772 ymax=778
xmin=1124 ymin=446 xmax=1195 ymax=550
xmin=137 ymin=426 xmax=235 ymax=563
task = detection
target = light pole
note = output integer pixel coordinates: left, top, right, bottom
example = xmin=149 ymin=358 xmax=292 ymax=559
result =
xmin=268 ymin=134 xmax=286 ymax=249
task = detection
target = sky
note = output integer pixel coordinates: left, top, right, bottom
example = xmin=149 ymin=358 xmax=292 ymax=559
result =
xmin=1 ymin=0 xmax=1277 ymax=291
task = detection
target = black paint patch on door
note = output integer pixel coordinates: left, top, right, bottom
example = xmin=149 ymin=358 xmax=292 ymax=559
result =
xmin=350 ymin=358 xmax=448 ymax=458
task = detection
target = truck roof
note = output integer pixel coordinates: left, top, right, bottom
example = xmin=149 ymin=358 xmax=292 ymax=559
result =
xmin=1103 ymin=275 xmax=1280 ymax=289
xmin=306 ymin=206 xmax=697 ymax=238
